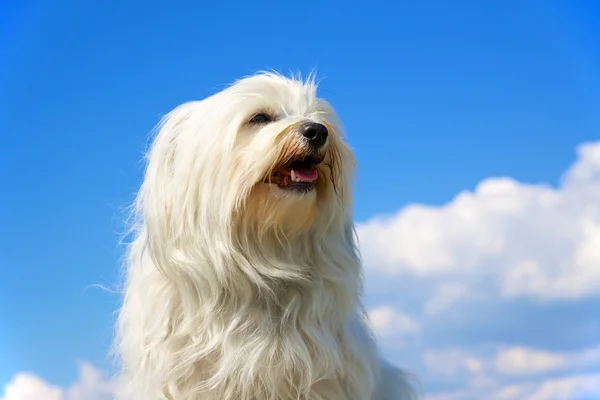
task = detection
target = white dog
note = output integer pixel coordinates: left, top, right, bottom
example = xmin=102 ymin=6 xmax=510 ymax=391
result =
xmin=115 ymin=72 xmax=417 ymax=400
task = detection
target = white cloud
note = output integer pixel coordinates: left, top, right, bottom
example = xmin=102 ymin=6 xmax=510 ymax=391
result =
xmin=521 ymin=372 xmax=600 ymax=400
xmin=0 ymin=373 xmax=62 ymax=400
xmin=358 ymin=141 xmax=600 ymax=301
xmin=367 ymin=305 xmax=420 ymax=338
xmin=357 ymin=141 xmax=600 ymax=400
xmin=494 ymin=345 xmax=600 ymax=376
xmin=425 ymin=372 xmax=600 ymax=400
xmin=424 ymin=348 xmax=484 ymax=379
xmin=0 ymin=363 xmax=114 ymax=400
xmin=494 ymin=347 xmax=567 ymax=376
xmin=423 ymin=345 xmax=600 ymax=400
xmin=424 ymin=344 xmax=600 ymax=379
xmin=423 ymin=282 xmax=469 ymax=315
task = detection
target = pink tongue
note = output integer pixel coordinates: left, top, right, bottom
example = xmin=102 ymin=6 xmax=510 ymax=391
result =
xmin=293 ymin=168 xmax=318 ymax=181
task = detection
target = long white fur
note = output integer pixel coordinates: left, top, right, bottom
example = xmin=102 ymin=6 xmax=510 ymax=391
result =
xmin=114 ymin=72 xmax=417 ymax=400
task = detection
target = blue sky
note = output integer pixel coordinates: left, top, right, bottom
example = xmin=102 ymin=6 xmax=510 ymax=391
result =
xmin=1 ymin=1 xmax=600 ymax=399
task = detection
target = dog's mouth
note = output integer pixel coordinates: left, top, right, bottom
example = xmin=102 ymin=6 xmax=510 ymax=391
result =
xmin=265 ymin=155 xmax=324 ymax=192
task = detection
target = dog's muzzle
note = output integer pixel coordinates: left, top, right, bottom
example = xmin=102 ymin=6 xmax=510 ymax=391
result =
xmin=262 ymin=121 xmax=329 ymax=193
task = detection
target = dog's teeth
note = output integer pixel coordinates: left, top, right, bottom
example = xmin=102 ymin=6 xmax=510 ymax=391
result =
xmin=291 ymin=170 xmax=297 ymax=182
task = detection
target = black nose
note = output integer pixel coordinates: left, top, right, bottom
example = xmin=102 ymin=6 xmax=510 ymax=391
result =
xmin=300 ymin=122 xmax=328 ymax=147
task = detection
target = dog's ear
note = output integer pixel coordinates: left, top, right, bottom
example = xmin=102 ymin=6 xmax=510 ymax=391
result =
xmin=136 ymin=102 xmax=207 ymax=270
xmin=135 ymin=100 xmax=240 ymax=275
xmin=140 ymin=109 xmax=184 ymax=245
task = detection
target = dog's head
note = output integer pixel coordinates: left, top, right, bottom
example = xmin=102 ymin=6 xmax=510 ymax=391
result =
xmin=138 ymin=72 xmax=355 ymax=252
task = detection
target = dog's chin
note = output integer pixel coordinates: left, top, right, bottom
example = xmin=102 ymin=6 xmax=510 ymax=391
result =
xmin=244 ymin=180 xmax=319 ymax=237
xmin=268 ymin=181 xmax=316 ymax=195
xmin=263 ymin=181 xmax=318 ymax=198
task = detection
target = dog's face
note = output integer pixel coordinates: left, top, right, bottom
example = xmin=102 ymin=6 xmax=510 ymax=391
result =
xmin=227 ymin=74 xmax=355 ymax=235
xmin=142 ymin=73 xmax=355 ymax=241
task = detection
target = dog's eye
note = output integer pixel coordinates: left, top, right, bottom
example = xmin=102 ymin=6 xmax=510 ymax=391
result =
xmin=249 ymin=113 xmax=273 ymax=124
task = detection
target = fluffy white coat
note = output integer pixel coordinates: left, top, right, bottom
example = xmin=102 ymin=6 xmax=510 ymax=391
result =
xmin=115 ymin=72 xmax=417 ymax=400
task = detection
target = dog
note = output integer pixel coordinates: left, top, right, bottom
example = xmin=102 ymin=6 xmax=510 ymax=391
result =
xmin=115 ymin=72 xmax=417 ymax=400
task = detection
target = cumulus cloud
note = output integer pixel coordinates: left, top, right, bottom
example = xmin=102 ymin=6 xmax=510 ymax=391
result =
xmin=494 ymin=345 xmax=600 ymax=376
xmin=423 ymin=344 xmax=600 ymax=400
xmin=425 ymin=371 xmax=600 ymax=400
xmin=357 ymin=142 xmax=600 ymax=400
xmin=423 ymin=282 xmax=470 ymax=315
xmin=367 ymin=305 xmax=420 ymax=338
xmin=518 ymin=372 xmax=600 ymax=400
xmin=494 ymin=347 xmax=567 ymax=376
xmin=424 ymin=348 xmax=485 ymax=379
xmin=425 ymin=344 xmax=600 ymax=378
xmin=0 ymin=363 xmax=114 ymax=400
xmin=358 ymin=141 xmax=600 ymax=301
xmin=0 ymin=374 xmax=62 ymax=400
